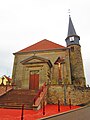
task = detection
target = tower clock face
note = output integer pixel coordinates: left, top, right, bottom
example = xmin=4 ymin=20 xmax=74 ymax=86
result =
xmin=69 ymin=36 xmax=74 ymax=41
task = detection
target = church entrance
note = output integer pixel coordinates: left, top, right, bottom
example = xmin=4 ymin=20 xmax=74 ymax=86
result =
xmin=29 ymin=70 xmax=39 ymax=90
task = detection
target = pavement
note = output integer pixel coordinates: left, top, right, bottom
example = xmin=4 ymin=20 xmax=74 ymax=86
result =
xmin=39 ymin=105 xmax=90 ymax=120
xmin=0 ymin=105 xmax=79 ymax=120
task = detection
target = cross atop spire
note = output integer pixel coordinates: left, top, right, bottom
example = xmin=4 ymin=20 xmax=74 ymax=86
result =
xmin=68 ymin=9 xmax=71 ymax=17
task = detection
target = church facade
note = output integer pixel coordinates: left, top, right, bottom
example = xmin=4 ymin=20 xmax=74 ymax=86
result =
xmin=12 ymin=16 xmax=86 ymax=91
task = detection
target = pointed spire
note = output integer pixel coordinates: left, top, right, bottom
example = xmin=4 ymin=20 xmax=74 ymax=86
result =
xmin=65 ymin=14 xmax=80 ymax=47
xmin=67 ymin=15 xmax=77 ymax=37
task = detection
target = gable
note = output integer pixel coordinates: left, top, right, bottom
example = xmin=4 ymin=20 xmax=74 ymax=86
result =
xmin=26 ymin=58 xmax=42 ymax=63
xmin=20 ymin=55 xmax=52 ymax=68
xmin=14 ymin=39 xmax=66 ymax=54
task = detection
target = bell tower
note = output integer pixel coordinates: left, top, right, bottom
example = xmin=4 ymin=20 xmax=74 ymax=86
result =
xmin=65 ymin=15 xmax=80 ymax=46
xmin=65 ymin=15 xmax=86 ymax=87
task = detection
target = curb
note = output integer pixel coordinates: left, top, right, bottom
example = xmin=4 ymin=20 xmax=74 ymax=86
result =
xmin=38 ymin=105 xmax=89 ymax=120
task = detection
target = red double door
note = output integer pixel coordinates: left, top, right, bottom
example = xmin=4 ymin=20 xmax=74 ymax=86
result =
xmin=29 ymin=73 xmax=39 ymax=90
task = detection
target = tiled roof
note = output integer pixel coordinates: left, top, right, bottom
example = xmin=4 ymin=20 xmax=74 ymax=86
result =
xmin=15 ymin=39 xmax=65 ymax=53
xmin=4 ymin=75 xmax=12 ymax=81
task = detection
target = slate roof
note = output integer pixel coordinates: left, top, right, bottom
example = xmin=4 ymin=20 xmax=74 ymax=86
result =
xmin=67 ymin=16 xmax=77 ymax=37
xmin=67 ymin=16 xmax=80 ymax=38
xmin=66 ymin=15 xmax=80 ymax=40
xmin=15 ymin=39 xmax=66 ymax=54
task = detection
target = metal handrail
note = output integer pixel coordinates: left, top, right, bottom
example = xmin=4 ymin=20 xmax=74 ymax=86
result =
xmin=33 ymin=82 xmax=46 ymax=105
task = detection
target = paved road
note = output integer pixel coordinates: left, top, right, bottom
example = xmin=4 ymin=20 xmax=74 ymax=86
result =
xmin=40 ymin=106 xmax=90 ymax=120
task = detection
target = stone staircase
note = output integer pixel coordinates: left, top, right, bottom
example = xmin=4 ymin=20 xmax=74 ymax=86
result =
xmin=0 ymin=89 xmax=37 ymax=109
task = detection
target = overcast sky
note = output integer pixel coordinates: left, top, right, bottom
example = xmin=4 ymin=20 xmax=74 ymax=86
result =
xmin=0 ymin=0 xmax=90 ymax=85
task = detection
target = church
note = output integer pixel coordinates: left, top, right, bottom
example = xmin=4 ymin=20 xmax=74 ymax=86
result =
xmin=12 ymin=16 xmax=86 ymax=90
xmin=10 ymin=15 xmax=90 ymax=109
xmin=0 ymin=16 xmax=90 ymax=110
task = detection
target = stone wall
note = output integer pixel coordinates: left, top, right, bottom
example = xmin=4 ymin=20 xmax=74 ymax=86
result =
xmin=47 ymin=85 xmax=90 ymax=105
xmin=12 ymin=49 xmax=72 ymax=89
xmin=68 ymin=45 xmax=86 ymax=86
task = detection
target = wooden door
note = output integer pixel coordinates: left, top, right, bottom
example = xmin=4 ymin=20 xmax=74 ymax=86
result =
xmin=29 ymin=73 xmax=39 ymax=90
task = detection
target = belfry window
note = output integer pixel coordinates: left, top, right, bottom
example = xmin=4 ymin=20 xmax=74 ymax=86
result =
xmin=69 ymin=36 xmax=74 ymax=42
